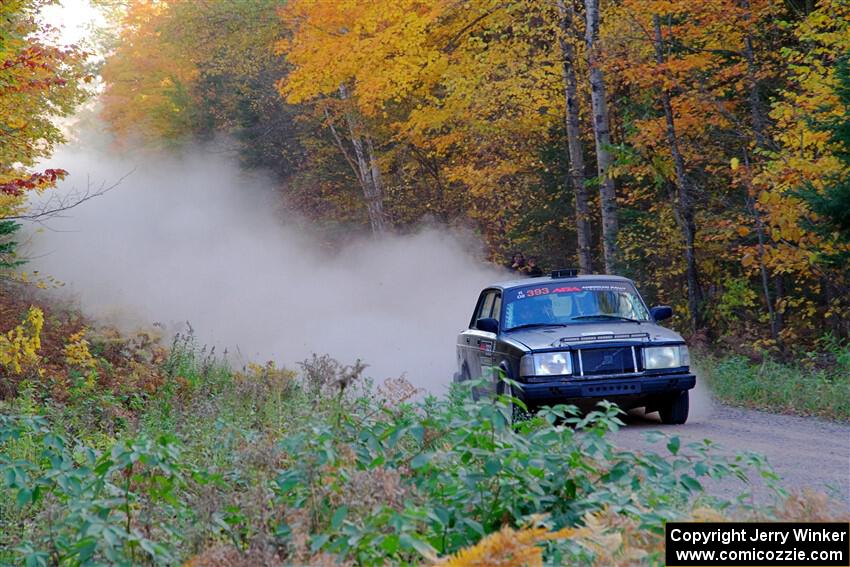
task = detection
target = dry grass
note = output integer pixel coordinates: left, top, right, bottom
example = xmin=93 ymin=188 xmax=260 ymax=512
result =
xmin=432 ymin=516 xmax=573 ymax=567
xmin=432 ymin=492 xmax=849 ymax=567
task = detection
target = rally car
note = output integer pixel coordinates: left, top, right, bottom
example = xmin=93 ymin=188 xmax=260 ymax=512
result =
xmin=455 ymin=269 xmax=695 ymax=424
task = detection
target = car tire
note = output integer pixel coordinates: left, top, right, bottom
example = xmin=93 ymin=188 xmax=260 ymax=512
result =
xmin=497 ymin=379 xmax=528 ymax=424
xmin=659 ymin=390 xmax=689 ymax=425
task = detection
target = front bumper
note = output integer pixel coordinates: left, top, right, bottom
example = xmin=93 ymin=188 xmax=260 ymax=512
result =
xmin=520 ymin=372 xmax=695 ymax=403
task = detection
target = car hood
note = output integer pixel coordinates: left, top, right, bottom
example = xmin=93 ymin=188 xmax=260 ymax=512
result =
xmin=505 ymin=322 xmax=684 ymax=350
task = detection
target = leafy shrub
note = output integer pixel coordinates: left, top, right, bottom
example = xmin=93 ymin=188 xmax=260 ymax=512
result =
xmin=271 ymin=382 xmax=761 ymax=565
xmin=0 ymin=347 xmax=800 ymax=566
xmin=0 ymin=306 xmax=43 ymax=375
xmin=0 ymin=415 xmax=193 ymax=565
xmin=62 ymin=329 xmax=96 ymax=371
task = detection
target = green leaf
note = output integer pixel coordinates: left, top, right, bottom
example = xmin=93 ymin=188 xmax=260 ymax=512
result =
xmin=463 ymin=517 xmax=485 ymax=536
xmin=380 ymin=534 xmax=400 ymax=554
xmin=680 ymin=474 xmax=702 ymax=492
xmin=484 ymin=458 xmax=501 ymax=476
xmin=667 ymin=436 xmax=680 ymax=455
xmin=4 ymin=468 xmax=16 ymax=487
xmin=331 ymin=506 xmax=348 ymax=529
xmin=435 ymin=507 xmax=451 ymax=527
xmin=642 ymin=431 xmax=666 ymax=444
xmin=102 ymin=526 xmax=118 ymax=548
xmin=276 ymin=471 xmax=300 ymax=493
xmin=24 ymin=552 xmax=48 ymax=567
xmin=410 ymin=452 xmax=432 ymax=470
xmin=400 ymin=533 xmax=436 ymax=557
xmin=409 ymin=424 xmax=425 ymax=444
xmin=73 ymin=538 xmax=97 ymax=563
xmin=310 ymin=534 xmax=330 ymax=553
xmin=16 ymin=487 xmax=32 ymax=507
xmin=605 ymin=462 xmax=629 ymax=482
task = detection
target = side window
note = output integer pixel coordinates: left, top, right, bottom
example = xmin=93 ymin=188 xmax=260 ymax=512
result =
xmin=477 ymin=291 xmax=496 ymax=321
xmin=471 ymin=290 xmax=498 ymax=328
xmin=471 ymin=290 xmax=502 ymax=328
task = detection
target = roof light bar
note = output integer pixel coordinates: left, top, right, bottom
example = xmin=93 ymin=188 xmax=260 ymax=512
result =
xmin=550 ymin=268 xmax=580 ymax=278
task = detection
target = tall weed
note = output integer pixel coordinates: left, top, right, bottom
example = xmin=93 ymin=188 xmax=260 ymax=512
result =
xmin=702 ymin=346 xmax=850 ymax=420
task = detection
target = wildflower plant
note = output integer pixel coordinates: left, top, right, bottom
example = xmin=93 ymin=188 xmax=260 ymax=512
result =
xmin=0 ymin=306 xmax=43 ymax=374
xmin=63 ymin=328 xmax=97 ymax=371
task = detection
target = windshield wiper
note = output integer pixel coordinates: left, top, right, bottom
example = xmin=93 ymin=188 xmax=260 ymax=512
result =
xmin=571 ymin=315 xmax=643 ymax=323
xmin=505 ymin=323 xmax=568 ymax=332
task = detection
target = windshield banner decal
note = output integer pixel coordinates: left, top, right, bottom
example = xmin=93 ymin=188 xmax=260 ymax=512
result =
xmin=513 ymin=284 xmax=627 ymax=300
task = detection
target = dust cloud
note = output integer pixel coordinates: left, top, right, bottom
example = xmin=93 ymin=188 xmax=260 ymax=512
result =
xmin=687 ymin=366 xmax=715 ymax=423
xmin=24 ymin=138 xmax=503 ymax=392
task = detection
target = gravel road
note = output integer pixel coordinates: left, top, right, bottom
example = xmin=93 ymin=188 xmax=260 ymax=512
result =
xmin=609 ymin=382 xmax=850 ymax=511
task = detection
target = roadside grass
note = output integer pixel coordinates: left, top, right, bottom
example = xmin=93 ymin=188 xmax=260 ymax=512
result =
xmin=699 ymin=340 xmax=850 ymax=421
xmin=0 ymin=326 xmax=845 ymax=565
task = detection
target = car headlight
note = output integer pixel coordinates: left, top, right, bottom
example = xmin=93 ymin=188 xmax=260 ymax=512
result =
xmin=643 ymin=345 xmax=689 ymax=369
xmin=520 ymin=352 xmax=572 ymax=377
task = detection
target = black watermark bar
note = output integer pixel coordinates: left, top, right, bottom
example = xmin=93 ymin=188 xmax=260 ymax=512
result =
xmin=666 ymin=522 xmax=850 ymax=566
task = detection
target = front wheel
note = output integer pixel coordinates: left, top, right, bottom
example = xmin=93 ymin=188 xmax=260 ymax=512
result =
xmin=497 ymin=379 xmax=529 ymax=423
xmin=659 ymin=390 xmax=689 ymax=425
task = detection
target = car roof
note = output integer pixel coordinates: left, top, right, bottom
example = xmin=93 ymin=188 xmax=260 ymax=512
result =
xmin=488 ymin=273 xmax=635 ymax=291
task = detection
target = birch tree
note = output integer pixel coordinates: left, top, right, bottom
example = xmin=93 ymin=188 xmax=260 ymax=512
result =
xmin=325 ymin=87 xmax=386 ymax=235
xmin=558 ymin=0 xmax=592 ymax=274
xmin=584 ymin=0 xmax=619 ymax=273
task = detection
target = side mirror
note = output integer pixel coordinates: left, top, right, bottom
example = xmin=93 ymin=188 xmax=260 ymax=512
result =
xmin=476 ymin=317 xmax=499 ymax=334
xmin=651 ymin=305 xmax=673 ymax=322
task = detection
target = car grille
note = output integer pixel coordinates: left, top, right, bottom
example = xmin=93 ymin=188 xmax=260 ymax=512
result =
xmin=576 ymin=346 xmax=638 ymax=376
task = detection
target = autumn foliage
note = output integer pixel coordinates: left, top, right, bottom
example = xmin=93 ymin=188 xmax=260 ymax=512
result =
xmin=0 ymin=0 xmax=89 ymax=270
xmin=98 ymin=0 xmax=850 ymax=350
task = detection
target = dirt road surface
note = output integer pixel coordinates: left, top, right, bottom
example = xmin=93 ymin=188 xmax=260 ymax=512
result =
xmin=610 ymin=382 xmax=850 ymax=511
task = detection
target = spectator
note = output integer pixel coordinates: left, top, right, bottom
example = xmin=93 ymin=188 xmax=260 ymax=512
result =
xmin=523 ymin=256 xmax=543 ymax=277
xmin=506 ymin=252 xmax=526 ymax=273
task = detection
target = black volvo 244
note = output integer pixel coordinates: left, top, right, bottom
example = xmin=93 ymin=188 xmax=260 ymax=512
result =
xmin=455 ymin=270 xmax=695 ymax=424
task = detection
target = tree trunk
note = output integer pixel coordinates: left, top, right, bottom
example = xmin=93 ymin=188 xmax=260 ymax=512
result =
xmin=653 ymin=15 xmax=702 ymax=331
xmin=748 ymin=189 xmax=779 ymax=341
xmin=741 ymin=0 xmax=782 ymax=345
xmin=774 ymin=275 xmax=784 ymax=333
xmin=584 ymin=0 xmax=619 ymax=274
xmin=558 ymin=0 xmax=593 ymax=274
xmin=365 ymin=136 xmax=386 ymax=235
xmin=327 ymin=85 xmax=386 ymax=236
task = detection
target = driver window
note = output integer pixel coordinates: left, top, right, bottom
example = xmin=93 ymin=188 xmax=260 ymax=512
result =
xmin=475 ymin=291 xmax=497 ymax=324
xmin=491 ymin=294 xmax=502 ymax=322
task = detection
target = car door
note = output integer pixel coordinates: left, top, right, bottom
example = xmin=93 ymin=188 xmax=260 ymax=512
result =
xmin=458 ymin=289 xmax=501 ymax=384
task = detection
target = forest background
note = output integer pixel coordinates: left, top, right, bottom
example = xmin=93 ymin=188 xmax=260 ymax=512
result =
xmin=4 ymin=0 xmax=850 ymax=354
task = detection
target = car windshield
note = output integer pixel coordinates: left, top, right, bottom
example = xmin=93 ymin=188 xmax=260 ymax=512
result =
xmin=502 ymin=282 xmax=650 ymax=331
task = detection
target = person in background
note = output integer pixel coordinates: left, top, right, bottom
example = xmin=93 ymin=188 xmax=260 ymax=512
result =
xmin=523 ymin=256 xmax=543 ymax=277
xmin=506 ymin=252 xmax=526 ymax=273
